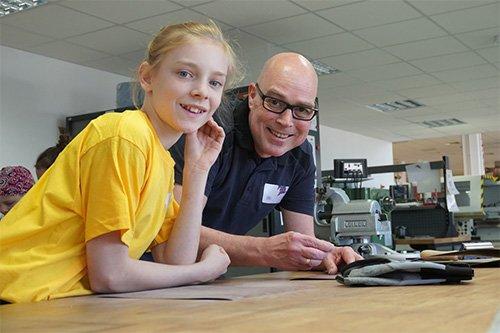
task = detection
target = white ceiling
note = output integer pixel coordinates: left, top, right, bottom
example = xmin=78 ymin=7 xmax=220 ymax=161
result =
xmin=0 ymin=0 xmax=499 ymax=145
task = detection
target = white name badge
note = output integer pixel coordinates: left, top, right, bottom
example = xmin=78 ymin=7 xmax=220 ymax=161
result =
xmin=262 ymin=183 xmax=289 ymax=204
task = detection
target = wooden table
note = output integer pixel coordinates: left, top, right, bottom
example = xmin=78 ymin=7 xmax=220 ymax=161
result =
xmin=395 ymin=235 xmax=472 ymax=250
xmin=1 ymin=269 xmax=499 ymax=333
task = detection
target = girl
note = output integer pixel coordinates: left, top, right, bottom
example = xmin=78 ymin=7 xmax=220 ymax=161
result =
xmin=0 ymin=21 xmax=242 ymax=303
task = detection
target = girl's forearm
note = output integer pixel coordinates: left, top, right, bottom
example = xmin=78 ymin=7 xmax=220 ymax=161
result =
xmin=160 ymin=168 xmax=208 ymax=264
xmin=86 ymin=232 xmax=216 ymax=293
xmin=90 ymin=257 xmax=212 ymax=293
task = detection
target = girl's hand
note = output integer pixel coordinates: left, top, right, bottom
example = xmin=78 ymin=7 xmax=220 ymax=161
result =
xmin=184 ymin=118 xmax=225 ymax=173
xmin=199 ymin=244 xmax=231 ymax=282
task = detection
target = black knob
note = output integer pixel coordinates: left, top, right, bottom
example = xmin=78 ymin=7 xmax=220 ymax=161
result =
xmin=358 ymin=244 xmax=372 ymax=255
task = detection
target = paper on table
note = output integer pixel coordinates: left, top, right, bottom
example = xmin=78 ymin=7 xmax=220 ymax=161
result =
xmin=290 ymin=274 xmax=338 ymax=280
xmin=287 ymin=270 xmax=338 ymax=280
xmin=99 ymin=279 xmax=309 ymax=301
xmin=405 ymin=162 xmax=440 ymax=193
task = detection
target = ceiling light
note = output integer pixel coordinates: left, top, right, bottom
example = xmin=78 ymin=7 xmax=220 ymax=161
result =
xmin=367 ymin=99 xmax=424 ymax=112
xmin=0 ymin=0 xmax=47 ymax=17
xmin=310 ymin=60 xmax=340 ymax=76
xmin=420 ymin=118 xmax=466 ymax=128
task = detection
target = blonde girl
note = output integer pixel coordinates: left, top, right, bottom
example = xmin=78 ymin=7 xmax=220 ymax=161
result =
xmin=0 ymin=21 xmax=242 ymax=303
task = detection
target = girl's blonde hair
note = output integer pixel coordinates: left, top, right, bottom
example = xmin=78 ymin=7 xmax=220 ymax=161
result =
xmin=134 ymin=20 xmax=244 ymax=108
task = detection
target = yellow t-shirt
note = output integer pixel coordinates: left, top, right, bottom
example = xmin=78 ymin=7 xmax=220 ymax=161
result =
xmin=0 ymin=111 xmax=179 ymax=303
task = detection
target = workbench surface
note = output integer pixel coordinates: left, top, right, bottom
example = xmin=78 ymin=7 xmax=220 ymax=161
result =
xmin=1 ymin=269 xmax=498 ymax=333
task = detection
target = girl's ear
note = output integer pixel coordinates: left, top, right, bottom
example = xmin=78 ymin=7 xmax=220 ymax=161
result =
xmin=138 ymin=62 xmax=153 ymax=93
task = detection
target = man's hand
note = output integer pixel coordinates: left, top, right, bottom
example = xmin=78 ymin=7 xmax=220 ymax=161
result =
xmin=184 ymin=118 xmax=225 ymax=173
xmin=323 ymin=247 xmax=364 ymax=275
xmin=261 ymin=231 xmax=335 ymax=271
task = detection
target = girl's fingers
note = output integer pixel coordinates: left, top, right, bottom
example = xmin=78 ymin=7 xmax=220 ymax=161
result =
xmin=197 ymin=119 xmax=224 ymax=148
xmin=203 ymin=119 xmax=217 ymax=135
xmin=204 ymin=119 xmax=224 ymax=141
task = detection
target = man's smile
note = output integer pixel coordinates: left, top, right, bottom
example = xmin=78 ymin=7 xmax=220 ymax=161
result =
xmin=267 ymin=128 xmax=293 ymax=139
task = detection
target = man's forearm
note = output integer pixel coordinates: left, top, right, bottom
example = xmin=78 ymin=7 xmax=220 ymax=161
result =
xmin=282 ymin=209 xmax=315 ymax=236
xmin=199 ymin=226 xmax=268 ymax=267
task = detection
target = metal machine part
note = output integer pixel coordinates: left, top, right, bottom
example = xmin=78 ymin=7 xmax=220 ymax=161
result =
xmin=331 ymin=199 xmax=393 ymax=249
xmin=314 ymin=186 xmax=349 ymax=226
xmin=315 ymin=187 xmax=394 ymax=254
xmin=351 ymin=242 xmax=420 ymax=261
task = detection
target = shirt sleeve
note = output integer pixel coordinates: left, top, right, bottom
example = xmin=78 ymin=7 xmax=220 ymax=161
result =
xmin=80 ymin=136 xmax=147 ymax=244
xmin=151 ymin=195 xmax=180 ymax=247
xmin=278 ymin=152 xmax=315 ymax=216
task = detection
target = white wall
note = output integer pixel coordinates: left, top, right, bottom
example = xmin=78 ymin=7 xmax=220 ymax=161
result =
xmin=0 ymin=45 xmax=395 ymax=190
xmin=319 ymin=125 xmax=395 ymax=188
xmin=0 ymin=46 xmax=130 ymax=176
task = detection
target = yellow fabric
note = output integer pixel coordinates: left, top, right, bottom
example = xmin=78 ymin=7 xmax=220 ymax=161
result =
xmin=0 ymin=111 xmax=179 ymax=303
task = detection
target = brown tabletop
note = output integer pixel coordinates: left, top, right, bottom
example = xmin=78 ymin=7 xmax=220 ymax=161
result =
xmin=1 ymin=269 xmax=498 ymax=333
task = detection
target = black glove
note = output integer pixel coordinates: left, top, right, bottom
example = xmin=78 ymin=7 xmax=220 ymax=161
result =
xmin=336 ymin=258 xmax=474 ymax=286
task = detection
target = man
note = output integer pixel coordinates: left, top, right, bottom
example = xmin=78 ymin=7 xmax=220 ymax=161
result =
xmin=171 ymin=52 xmax=362 ymax=274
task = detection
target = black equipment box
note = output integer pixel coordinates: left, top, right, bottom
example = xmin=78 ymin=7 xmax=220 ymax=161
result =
xmin=391 ymin=205 xmax=457 ymax=238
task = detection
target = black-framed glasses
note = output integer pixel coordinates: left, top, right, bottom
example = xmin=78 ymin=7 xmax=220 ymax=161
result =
xmin=255 ymin=83 xmax=318 ymax=121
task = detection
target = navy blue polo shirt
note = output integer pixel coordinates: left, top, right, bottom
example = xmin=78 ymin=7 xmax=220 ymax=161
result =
xmin=169 ymin=99 xmax=315 ymax=235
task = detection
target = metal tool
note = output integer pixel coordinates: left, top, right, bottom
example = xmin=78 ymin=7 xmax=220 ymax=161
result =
xmin=315 ymin=187 xmax=408 ymax=258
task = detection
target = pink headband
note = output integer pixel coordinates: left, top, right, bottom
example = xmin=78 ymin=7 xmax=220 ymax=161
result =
xmin=0 ymin=166 xmax=35 ymax=197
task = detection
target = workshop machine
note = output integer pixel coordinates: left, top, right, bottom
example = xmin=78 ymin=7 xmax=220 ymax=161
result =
xmin=452 ymin=175 xmax=500 ymax=241
xmin=315 ymin=186 xmax=398 ymax=258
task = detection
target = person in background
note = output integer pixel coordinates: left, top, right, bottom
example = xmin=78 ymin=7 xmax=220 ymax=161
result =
xmin=0 ymin=166 xmax=35 ymax=218
xmin=170 ymin=53 xmax=363 ymax=275
xmin=486 ymin=160 xmax=500 ymax=179
xmin=0 ymin=20 xmax=242 ymax=303
xmin=35 ymin=127 xmax=71 ymax=179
